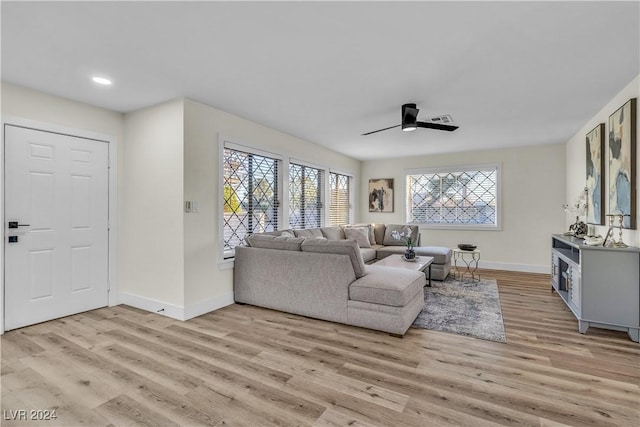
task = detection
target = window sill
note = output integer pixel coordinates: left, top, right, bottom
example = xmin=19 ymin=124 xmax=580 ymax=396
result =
xmin=218 ymin=259 xmax=235 ymax=270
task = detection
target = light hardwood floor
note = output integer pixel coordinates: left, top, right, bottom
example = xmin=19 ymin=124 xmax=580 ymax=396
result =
xmin=1 ymin=270 xmax=639 ymax=426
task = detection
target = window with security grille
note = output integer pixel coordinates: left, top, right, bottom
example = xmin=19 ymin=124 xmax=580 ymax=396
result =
xmin=223 ymin=147 xmax=279 ymax=257
xmin=406 ymin=165 xmax=500 ymax=228
xmin=329 ymin=172 xmax=351 ymax=225
xmin=289 ymin=163 xmax=324 ymax=229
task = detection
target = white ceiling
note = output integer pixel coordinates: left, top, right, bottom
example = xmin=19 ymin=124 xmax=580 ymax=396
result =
xmin=2 ymin=1 xmax=639 ymax=160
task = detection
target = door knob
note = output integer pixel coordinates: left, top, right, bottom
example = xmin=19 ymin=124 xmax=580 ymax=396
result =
xmin=8 ymin=222 xmax=30 ymax=229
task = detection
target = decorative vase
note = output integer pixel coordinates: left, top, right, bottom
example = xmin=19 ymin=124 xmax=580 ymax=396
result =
xmin=405 ymin=248 xmax=416 ymax=260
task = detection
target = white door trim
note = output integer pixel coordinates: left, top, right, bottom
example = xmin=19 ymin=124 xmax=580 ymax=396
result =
xmin=1 ymin=116 xmax=118 ymax=334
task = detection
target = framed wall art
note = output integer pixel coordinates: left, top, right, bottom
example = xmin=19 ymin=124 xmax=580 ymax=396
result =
xmin=368 ymin=178 xmax=394 ymax=212
xmin=608 ymin=98 xmax=637 ymax=229
xmin=586 ymin=123 xmax=604 ymax=225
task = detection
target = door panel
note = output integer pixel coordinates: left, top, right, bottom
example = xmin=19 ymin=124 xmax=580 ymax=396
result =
xmin=4 ymin=125 xmax=109 ymax=330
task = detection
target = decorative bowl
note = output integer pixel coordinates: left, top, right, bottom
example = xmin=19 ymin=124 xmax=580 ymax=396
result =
xmin=402 ymin=255 xmax=419 ymax=262
xmin=458 ymin=244 xmax=477 ymax=251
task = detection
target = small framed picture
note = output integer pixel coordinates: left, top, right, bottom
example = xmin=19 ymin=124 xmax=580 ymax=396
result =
xmin=368 ymin=178 xmax=394 ymax=212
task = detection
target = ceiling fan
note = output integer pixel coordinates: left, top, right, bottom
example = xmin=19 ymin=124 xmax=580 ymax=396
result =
xmin=362 ymin=103 xmax=459 ymax=136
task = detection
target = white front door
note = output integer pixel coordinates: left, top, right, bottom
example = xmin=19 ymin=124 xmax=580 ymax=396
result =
xmin=4 ymin=125 xmax=109 ymax=330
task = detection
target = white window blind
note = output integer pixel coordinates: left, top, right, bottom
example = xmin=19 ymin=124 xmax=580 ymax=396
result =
xmin=329 ymin=172 xmax=351 ymax=225
xmin=289 ymin=163 xmax=324 ymax=229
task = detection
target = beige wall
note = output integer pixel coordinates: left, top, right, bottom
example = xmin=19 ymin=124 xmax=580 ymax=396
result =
xmin=183 ymin=99 xmax=360 ymax=306
xmin=121 ymin=99 xmax=185 ymax=305
xmin=565 ymin=75 xmax=640 ymax=246
xmin=360 ymin=144 xmax=566 ymax=272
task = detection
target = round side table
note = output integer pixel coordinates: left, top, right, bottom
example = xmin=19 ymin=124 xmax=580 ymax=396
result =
xmin=453 ymin=248 xmax=480 ymax=282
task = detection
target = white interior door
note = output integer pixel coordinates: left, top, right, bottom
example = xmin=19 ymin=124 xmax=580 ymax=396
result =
xmin=4 ymin=125 xmax=109 ymax=330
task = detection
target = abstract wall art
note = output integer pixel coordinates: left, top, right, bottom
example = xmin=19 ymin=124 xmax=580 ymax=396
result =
xmin=586 ymin=123 xmax=604 ymax=225
xmin=608 ymin=98 xmax=636 ymax=229
xmin=368 ymin=178 xmax=394 ymax=212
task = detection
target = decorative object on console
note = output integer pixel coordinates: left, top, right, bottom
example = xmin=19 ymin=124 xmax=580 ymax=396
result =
xmin=563 ymin=187 xmax=589 ymax=237
xmin=586 ymin=123 xmax=605 ymax=225
xmin=605 ymin=213 xmax=632 ymax=248
xmin=608 ymin=98 xmax=636 ymax=229
xmin=368 ymin=178 xmax=394 ymax=213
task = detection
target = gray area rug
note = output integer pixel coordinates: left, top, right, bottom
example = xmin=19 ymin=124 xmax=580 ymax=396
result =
xmin=412 ymin=276 xmax=506 ymax=343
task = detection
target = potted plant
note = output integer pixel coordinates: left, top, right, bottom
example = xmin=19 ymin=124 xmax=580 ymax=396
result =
xmin=391 ymin=229 xmax=415 ymax=260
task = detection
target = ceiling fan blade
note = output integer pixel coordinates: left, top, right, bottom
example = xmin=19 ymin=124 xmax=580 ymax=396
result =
xmin=416 ymin=121 xmax=459 ymax=132
xmin=361 ymin=124 xmax=401 ymax=136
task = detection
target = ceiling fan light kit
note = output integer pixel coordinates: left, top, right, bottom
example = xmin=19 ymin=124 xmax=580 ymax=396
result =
xmin=363 ymin=103 xmax=459 ymax=136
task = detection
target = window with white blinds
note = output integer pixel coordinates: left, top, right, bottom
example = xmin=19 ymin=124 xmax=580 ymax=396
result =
xmin=329 ymin=172 xmax=351 ymax=225
xmin=406 ymin=164 xmax=500 ymax=229
xmin=289 ymin=163 xmax=324 ymax=229
xmin=222 ymin=147 xmax=280 ymax=258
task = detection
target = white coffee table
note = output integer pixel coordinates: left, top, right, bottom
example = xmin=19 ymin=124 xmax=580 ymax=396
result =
xmin=373 ymin=255 xmax=435 ymax=286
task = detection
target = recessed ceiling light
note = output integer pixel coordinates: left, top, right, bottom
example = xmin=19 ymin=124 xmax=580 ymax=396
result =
xmin=92 ymin=76 xmax=112 ymax=85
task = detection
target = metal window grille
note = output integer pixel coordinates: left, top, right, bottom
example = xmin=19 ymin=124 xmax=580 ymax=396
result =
xmin=329 ymin=172 xmax=351 ymax=225
xmin=223 ymin=148 xmax=279 ymax=256
xmin=407 ymin=167 xmax=498 ymax=226
xmin=289 ymin=163 xmax=324 ymax=229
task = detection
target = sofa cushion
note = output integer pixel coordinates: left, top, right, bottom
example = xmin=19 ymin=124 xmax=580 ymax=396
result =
xmin=382 ymin=224 xmax=419 ymax=246
xmin=360 ymin=248 xmax=377 ymax=263
xmin=350 ymin=265 xmax=425 ymax=307
xmin=372 ymin=224 xmax=386 ymax=247
xmin=294 ymin=228 xmax=324 ymax=239
xmin=301 ymin=239 xmax=366 ymax=278
xmin=245 ymin=234 xmax=305 ymax=251
xmin=344 ymin=227 xmax=371 ymax=248
xmin=320 ymin=226 xmax=345 ymax=240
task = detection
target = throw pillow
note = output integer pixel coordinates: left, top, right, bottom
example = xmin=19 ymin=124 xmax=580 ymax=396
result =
xmin=344 ymin=227 xmax=371 ymax=248
xmin=280 ymin=230 xmax=295 ymax=237
xmin=344 ymin=224 xmax=376 ymax=245
xmin=382 ymin=224 xmax=419 ymax=246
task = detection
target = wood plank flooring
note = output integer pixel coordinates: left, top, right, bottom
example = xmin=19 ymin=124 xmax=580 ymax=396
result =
xmin=1 ymin=269 xmax=639 ymax=426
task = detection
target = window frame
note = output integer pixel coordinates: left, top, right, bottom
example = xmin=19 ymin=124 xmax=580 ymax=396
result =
xmin=218 ymin=137 xmax=284 ymax=265
xmin=404 ymin=163 xmax=502 ymax=231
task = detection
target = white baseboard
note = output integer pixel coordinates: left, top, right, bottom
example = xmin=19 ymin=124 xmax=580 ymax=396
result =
xmin=474 ymin=261 xmax=549 ymax=274
xmin=183 ymin=292 xmax=235 ymax=320
xmin=118 ymin=292 xmax=185 ymax=320
xmin=117 ymin=291 xmax=235 ymax=321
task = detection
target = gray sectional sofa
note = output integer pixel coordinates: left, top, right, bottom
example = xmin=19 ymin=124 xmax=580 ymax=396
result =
xmin=234 ymin=236 xmax=426 ymax=335
xmin=233 ymin=224 xmax=452 ymax=335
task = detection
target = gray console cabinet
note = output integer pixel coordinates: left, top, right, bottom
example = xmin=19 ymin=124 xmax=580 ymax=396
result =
xmin=551 ymin=234 xmax=640 ymax=342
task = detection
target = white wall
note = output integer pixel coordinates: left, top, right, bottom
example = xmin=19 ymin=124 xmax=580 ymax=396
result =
xmin=566 ymin=75 xmax=640 ymax=246
xmin=120 ymin=99 xmax=185 ymax=307
xmin=183 ymin=99 xmax=361 ymax=309
xmin=360 ymin=144 xmax=566 ymax=272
